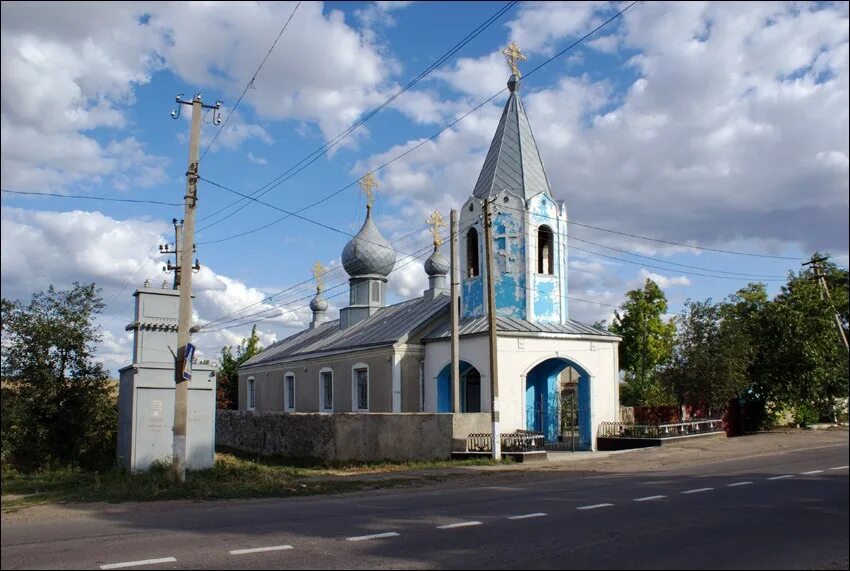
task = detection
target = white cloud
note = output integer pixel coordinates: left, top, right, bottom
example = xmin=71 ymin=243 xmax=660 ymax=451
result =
xmin=635 ymin=269 xmax=691 ymax=289
xmin=507 ymin=1 xmax=604 ymax=54
xmin=246 ymin=152 xmax=267 ymax=165
xmin=0 ymin=206 xmax=307 ymax=374
xmin=363 ymin=1 xmax=850 ymax=266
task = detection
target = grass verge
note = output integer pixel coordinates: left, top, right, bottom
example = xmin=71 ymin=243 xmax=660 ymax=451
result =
xmin=1 ymin=452 xmax=509 ymax=512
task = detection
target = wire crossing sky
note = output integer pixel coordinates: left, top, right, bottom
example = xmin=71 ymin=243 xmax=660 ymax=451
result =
xmin=1 ymin=1 xmax=847 ymax=374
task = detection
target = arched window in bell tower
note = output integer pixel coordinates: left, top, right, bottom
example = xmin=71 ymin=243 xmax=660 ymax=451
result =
xmin=466 ymin=228 xmax=480 ymax=277
xmin=537 ymin=225 xmax=554 ymax=275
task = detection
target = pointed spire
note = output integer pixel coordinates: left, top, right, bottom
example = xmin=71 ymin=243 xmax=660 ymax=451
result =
xmin=471 ymin=73 xmax=552 ymax=201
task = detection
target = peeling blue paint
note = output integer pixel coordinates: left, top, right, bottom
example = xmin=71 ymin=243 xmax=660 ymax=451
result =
xmin=462 ymin=277 xmax=484 ymax=318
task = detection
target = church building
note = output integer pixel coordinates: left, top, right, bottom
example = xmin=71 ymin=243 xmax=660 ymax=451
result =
xmin=238 ymin=44 xmax=620 ymax=450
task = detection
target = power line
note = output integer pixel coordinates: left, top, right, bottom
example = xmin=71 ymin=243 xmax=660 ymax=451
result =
xmin=199 ymin=1 xmax=302 ymax=162
xmin=567 ymin=234 xmax=787 ymax=278
xmin=199 ymin=237 xmax=443 ymax=332
xmin=567 ymin=219 xmax=800 ymax=261
xmin=195 ymin=1 xmax=635 ymax=244
xmin=1 ymin=188 xmax=181 ymax=207
xmin=496 ymin=204 xmax=797 ymax=270
xmin=197 ymin=176 xmax=424 ymax=259
xmin=195 ymin=0 xmax=519 ymax=231
xmin=198 ymin=224 xmax=431 ymax=329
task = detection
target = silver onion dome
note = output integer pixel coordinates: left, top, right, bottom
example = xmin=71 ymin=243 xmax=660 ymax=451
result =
xmin=309 ymin=292 xmax=328 ymax=312
xmin=424 ymin=248 xmax=449 ymax=277
xmin=341 ymin=209 xmax=396 ymax=278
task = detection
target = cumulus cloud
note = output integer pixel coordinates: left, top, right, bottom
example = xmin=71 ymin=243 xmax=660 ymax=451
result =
xmin=0 ymin=206 xmax=310 ymax=374
xmin=362 ymin=1 xmax=850 ymax=267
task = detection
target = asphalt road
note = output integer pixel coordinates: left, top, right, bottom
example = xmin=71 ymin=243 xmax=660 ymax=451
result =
xmin=2 ymin=441 xmax=847 ymax=570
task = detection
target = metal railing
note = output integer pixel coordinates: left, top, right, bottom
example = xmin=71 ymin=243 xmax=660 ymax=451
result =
xmin=598 ymin=419 xmax=723 ymax=439
xmin=467 ymin=430 xmax=546 ymax=452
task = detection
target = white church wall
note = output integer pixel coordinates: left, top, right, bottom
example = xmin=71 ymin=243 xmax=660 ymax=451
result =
xmin=423 ymin=336 xmax=491 ymax=413
xmin=495 ymin=335 xmax=619 ymax=450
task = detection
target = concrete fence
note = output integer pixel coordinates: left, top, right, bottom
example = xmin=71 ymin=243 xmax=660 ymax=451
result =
xmin=216 ymin=410 xmax=490 ymax=462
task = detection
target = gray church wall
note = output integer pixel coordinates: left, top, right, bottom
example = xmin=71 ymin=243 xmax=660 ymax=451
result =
xmin=239 ymin=347 xmax=397 ymax=413
xmin=400 ymin=349 xmax=424 ymax=412
xmin=216 ymin=411 xmax=491 ymax=461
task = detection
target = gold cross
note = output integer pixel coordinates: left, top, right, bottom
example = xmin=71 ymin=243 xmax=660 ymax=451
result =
xmin=426 ymin=210 xmax=446 ymax=248
xmin=312 ymin=261 xmax=326 ymax=293
xmin=501 ymin=41 xmax=527 ymax=77
xmin=359 ymin=172 xmax=378 ymax=209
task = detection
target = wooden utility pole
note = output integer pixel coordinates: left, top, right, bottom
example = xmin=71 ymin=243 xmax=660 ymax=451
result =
xmin=450 ymin=209 xmax=461 ymax=413
xmin=804 ymin=254 xmax=849 ymax=351
xmin=169 ymin=93 xmax=221 ymax=483
xmin=483 ymin=198 xmax=501 ymax=460
xmin=160 ymin=218 xmax=184 ymax=289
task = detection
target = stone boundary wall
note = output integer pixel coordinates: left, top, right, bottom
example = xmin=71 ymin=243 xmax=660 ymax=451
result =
xmin=216 ymin=411 xmax=490 ymax=462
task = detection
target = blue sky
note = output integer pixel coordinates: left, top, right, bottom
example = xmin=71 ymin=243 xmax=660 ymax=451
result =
xmin=1 ymin=1 xmax=848 ymax=374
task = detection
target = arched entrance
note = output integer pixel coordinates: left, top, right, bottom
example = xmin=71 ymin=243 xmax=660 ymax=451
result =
xmin=525 ymin=357 xmax=591 ymax=449
xmin=436 ymin=361 xmax=482 ymax=413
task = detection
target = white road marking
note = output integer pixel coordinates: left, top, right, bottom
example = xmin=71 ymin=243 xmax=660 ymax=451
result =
xmin=436 ymin=521 xmax=482 ymax=530
xmin=346 ymin=532 xmax=400 ymax=542
xmin=802 ymin=470 xmax=824 ymax=475
xmin=726 ymin=481 xmax=753 ymax=487
xmin=229 ymin=545 xmax=293 ymax=555
xmin=507 ymin=513 xmax=547 ymax=520
xmin=830 ymin=466 xmax=849 ymax=470
xmin=577 ymin=503 xmax=614 ymax=510
xmin=767 ymin=474 xmax=794 ymax=480
xmin=681 ymin=487 xmax=713 ymax=495
xmin=100 ymin=558 xmax=177 ymax=570
xmin=633 ymin=495 xmax=666 ymax=502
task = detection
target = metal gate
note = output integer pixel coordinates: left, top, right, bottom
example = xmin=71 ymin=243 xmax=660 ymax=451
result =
xmin=544 ymin=390 xmax=580 ymax=451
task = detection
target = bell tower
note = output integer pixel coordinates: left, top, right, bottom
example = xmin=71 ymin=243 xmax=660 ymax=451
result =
xmin=459 ymin=44 xmax=569 ymax=324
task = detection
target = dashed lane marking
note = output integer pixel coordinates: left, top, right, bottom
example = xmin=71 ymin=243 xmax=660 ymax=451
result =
xmin=577 ymin=503 xmax=614 ymax=510
xmin=681 ymin=488 xmax=713 ymax=495
xmin=346 ymin=532 xmax=400 ymax=542
xmin=100 ymin=558 xmax=177 ymax=570
xmin=633 ymin=495 xmax=666 ymax=502
xmin=726 ymin=481 xmax=753 ymax=487
xmin=229 ymin=545 xmax=293 ymax=555
xmin=436 ymin=521 xmax=482 ymax=530
xmin=507 ymin=513 xmax=547 ymax=520
xmin=802 ymin=470 xmax=825 ymax=475
xmin=830 ymin=466 xmax=849 ymax=470
xmin=767 ymin=475 xmax=794 ymax=480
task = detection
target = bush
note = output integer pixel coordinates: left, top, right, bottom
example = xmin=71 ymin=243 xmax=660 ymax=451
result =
xmin=793 ymin=403 xmax=820 ymax=427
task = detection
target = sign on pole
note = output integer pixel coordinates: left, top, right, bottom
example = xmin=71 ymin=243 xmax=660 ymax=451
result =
xmin=183 ymin=342 xmax=195 ymax=381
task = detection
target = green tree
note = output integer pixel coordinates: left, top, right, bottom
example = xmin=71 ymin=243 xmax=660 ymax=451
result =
xmin=216 ymin=325 xmax=263 ymax=409
xmin=611 ymin=278 xmax=676 ymax=406
xmin=1 ymin=283 xmax=117 ymax=472
xmin=660 ymin=297 xmax=753 ymax=413
xmin=756 ymin=259 xmax=849 ymax=421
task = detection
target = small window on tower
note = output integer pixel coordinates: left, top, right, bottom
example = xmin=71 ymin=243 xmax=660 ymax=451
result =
xmin=371 ymin=281 xmax=380 ymax=303
xmin=466 ymin=228 xmax=480 ymax=278
xmin=538 ymin=225 xmax=554 ymax=275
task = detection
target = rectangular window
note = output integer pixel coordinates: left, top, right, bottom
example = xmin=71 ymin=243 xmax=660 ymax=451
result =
xmin=355 ymin=368 xmax=368 ymax=410
xmin=321 ymin=371 xmax=333 ymax=411
xmin=371 ymin=281 xmax=380 ymax=303
xmin=285 ymin=374 xmax=295 ymax=411
xmin=248 ymin=378 xmax=256 ymax=410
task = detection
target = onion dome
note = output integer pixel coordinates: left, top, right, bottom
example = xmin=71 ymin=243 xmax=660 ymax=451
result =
xmin=424 ymin=247 xmax=449 ymax=277
xmin=309 ymin=290 xmax=328 ymax=313
xmin=341 ymin=208 xmax=396 ymax=278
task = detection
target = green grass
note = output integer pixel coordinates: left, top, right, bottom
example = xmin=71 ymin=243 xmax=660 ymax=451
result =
xmin=1 ymin=452 xmax=509 ymax=512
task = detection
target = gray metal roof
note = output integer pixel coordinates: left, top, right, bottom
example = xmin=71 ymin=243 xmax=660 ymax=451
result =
xmin=472 ymin=80 xmax=552 ymax=200
xmin=241 ymin=293 xmax=451 ymax=368
xmin=423 ymin=315 xmax=620 ymax=341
